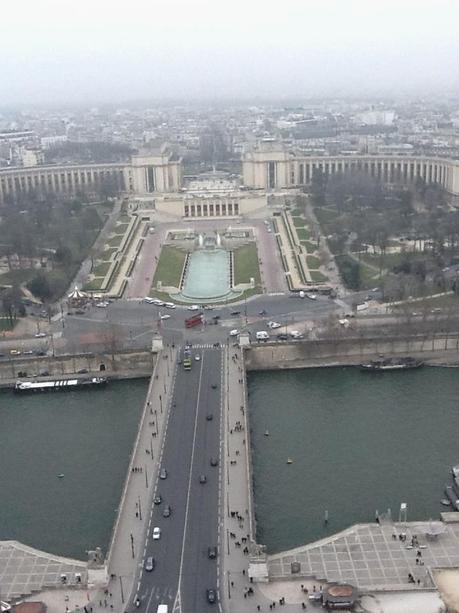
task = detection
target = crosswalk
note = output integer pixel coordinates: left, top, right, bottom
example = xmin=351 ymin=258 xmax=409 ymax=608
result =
xmin=183 ymin=343 xmax=222 ymax=349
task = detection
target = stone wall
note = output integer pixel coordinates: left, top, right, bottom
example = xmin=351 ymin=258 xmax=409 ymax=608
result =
xmin=0 ymin=350 xmax=155 ymax=387
xmin=244 ymin=334 xmax=459 ymax=370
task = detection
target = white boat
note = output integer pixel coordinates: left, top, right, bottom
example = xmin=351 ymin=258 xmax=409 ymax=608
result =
xmin=452 ymin=464 xmax=459 ymax=478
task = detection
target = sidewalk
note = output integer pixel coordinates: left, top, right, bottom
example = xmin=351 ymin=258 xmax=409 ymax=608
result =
xmin=221 ymin=346 xmax=313 ymax=613
xmin=89 ymin=345 xmax=177 ymax=613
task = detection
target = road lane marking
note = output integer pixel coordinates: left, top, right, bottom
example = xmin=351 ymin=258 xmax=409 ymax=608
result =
xmin=175 ymin=352 xmax=206 ymax=603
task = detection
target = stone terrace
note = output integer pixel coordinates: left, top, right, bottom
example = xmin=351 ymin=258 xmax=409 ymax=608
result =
xmin=0 ymin=541 xmax=87 ymax=601
xmin=268 ymin=520 xmax=459 ymax=591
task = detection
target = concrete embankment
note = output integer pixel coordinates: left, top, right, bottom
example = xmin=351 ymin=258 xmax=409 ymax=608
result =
xmin=0 ymin=349 xmax=154 ymax=388
xmin=244 ymin=333 xmax=459 ymax=370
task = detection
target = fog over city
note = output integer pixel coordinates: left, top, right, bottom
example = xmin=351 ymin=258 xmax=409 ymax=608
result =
xmin=1 ymin=0 xmax=458 ymax=105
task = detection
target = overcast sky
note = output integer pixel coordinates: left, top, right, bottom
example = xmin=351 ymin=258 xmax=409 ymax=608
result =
xmin=1 ymin=0 xmax=458 ymax=105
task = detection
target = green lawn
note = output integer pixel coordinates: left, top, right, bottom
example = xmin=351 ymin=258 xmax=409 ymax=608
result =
xmin=296 ymin=228 xmax=311 ymax=241
xmin=152 ymin=246 xmax=187 ymax=288
xmin=292 ymin=216 xmax=306 ymax=228
xmin=309 ymin=270 xmax=329 ymax=283
xmin=301 ymin=240 xmax=317 ymax=253
xmin=306 ymin=255 xmax=321 ymax=269
xmin=92 ymin=262 xmax=111 ymax=276
xmin=115 ymin=222 xmax=130 ymax=234
xmin=0 ymin=269 xmax=38 ymax=286
xmin=314 ymin=207 xmax=340 ymax=233
xmin=83 ymin=277 xmax=105 ymax=291
xmin=107 ymin=234 xmax=124 ymax=247
xmin=233 ymin=243 xmax=262 ymax=286
xmin=100 ymin=247 xmax=118 ymax=261
xmin=359 ymin=252 xmax=407 ymax=271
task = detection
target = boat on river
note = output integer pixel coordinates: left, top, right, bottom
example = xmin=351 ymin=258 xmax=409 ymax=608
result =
xmin=14 ymin=377 xmax=107 ymax=393
xmin=360 ymin=357 xmax=423 ymax=372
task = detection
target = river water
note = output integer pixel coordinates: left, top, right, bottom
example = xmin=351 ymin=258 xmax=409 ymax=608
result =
xmin=0 ymin=379 xmax=147 ymax=560
xmin=248 ymin=366 xmax=459 ymax=554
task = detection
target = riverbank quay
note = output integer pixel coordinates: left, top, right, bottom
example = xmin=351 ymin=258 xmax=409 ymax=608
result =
xmin=0 ymin=349 xmax=154 ymax=388
xmin=244 ymin=332 xmax=459 ymax=370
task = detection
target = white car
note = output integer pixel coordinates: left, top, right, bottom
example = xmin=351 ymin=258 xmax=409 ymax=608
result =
xmin=34 ymin=332 xmax=47 ymax=338
xmin=164 ymin=302 xmax=176 ymax=309
xmin=195 ymin=355 xmax=201 ymax=361
xmin=95 ymin=302 xmax=108 ymax=308
xmin=307 ymin=294 xmax=317 ymax=300
xmin=152 ymin=527 xmax=161 ymax=540
xmin=187 ymin=304 xmax=199 ymax=311
xmin=229 ymin=329 xmax=239 ymax=337
xmin=152 ymin=299 xmax=164 ymax=306
xmin=143 ymin=297 xmax=154 ymax=304
xmin=267 ymin=321 xmax=281 ymax=329
xmin=160 ymin=314 xmax=171 ymax=320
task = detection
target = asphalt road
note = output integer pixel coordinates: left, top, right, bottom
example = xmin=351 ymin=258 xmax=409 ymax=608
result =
xmin=47 ymin=294 xmax=341 ymax=354
xmin=136 ymin=347 xmax=223 ymax=613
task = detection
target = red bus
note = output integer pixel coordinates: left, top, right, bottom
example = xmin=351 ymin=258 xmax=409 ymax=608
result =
xmin=185 ymin=313 xmax=203 ymax=328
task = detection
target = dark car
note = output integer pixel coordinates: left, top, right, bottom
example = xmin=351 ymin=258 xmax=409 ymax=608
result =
xmin=77 ymin=368 xmax=88 ymax=374
xmin=199 ymin=474 xmax=207 ymax=484
xmin=208 ymin=546 xmax=217 ymax=559
xmin=154 ymin=494 xmax=162 ymax=505
xmin=259 ymin=309 xmax=267 ymax=316
xmin=211 ymin=383 xmax=218 ymax=389
xmin=206 ymin=413 xmax=213 ymax=421
xmin=75 ymin=309 xmax=85 ymax=315
xmin=210 ymin=458 xmax=218 ymax=467
xmin=163 ymin=504 xmax=172 ymax=518
xmin=160 ymin=468 xmax=167 ymax=480
xmin=39 ymin=371 xmax=50 ymax=377
xmin=35 ymin=351 xmax=46 ymax=356
xmin=230 ymin=311 xmax=241 ymax=316
xmin=206 ymin=588 xmax=217 ymax=604
xmin=17 ymin=371 xmax=28 ymax=377
xmin=144 ymin=556 xmax=155 ymax=572
xmin=277 ymin=333 xmax=289 ymax=341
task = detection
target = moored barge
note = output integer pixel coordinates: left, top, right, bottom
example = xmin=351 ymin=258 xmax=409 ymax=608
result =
xmin=14 ymin=377 xmax=107 ymax=393
xmin=360 ymin=357 xmax=424 ymax=372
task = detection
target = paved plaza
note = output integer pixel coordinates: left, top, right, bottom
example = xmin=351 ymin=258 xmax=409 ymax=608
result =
xmin=268 ymin=519 xmax=459 ymax=591
xmin=0 ymin=541 xmax=87 ymax=601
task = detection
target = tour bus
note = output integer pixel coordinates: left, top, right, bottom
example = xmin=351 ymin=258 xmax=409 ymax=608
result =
xmin=183 ymin=357 xmax=192 ymax=370
xmin=157 ymin=605 xmax=168 ymax=613
xmin=185 ymin=312 xmax=203 ymax=328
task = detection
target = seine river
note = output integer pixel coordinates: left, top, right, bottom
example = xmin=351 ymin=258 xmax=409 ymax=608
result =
xmin=0 ymin=379 xmax=148 ymax=560
xmin=248 ymin=366 xmax=459 ymax=554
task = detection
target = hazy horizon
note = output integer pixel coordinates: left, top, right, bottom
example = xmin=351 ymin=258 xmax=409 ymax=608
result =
xmin=1 ymin=0 xmax=458 ymax=106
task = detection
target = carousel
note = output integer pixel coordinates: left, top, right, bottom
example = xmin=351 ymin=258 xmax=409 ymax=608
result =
xmin=67 ymin=286 xmax=89 ymax=307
